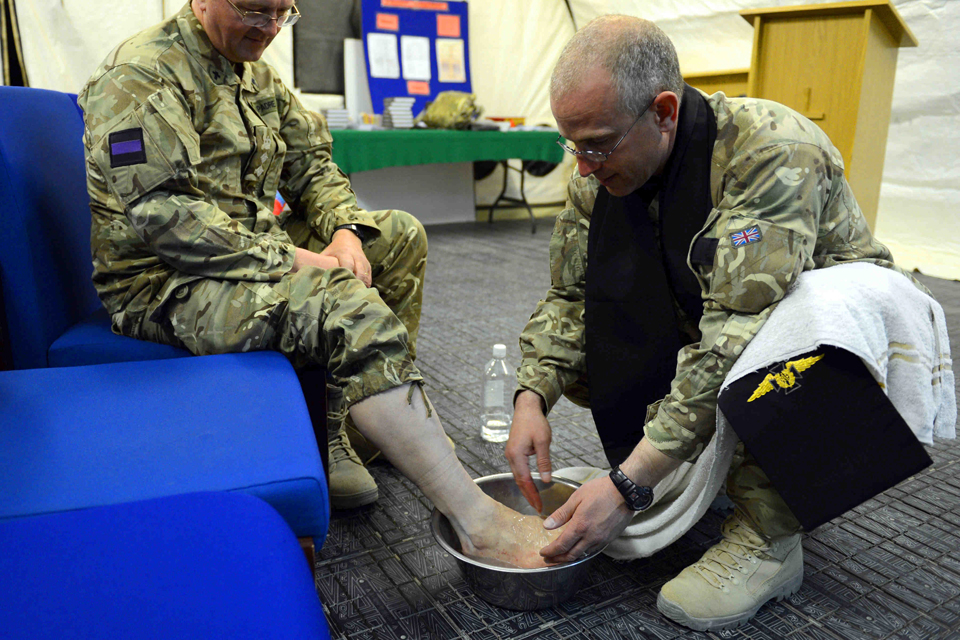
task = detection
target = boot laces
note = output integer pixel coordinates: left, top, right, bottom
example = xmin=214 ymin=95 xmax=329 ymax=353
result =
xmin=329 ymin=428 xmax=360 ymax=467
xmin=693 ymin=521 xmax=770 ymax=590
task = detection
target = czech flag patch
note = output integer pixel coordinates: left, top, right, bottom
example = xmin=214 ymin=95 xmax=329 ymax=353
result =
xmin=730 ymin=226 xmax=762 ymax=247
xmin=108 ymin=128 xmax=146 ymax=168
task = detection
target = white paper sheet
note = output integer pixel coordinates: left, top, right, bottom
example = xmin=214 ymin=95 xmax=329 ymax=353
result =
xmin=400 ymin=35 xmax=431 ymax=81
xmin=366 ymin=32 xmax=400 ymax=79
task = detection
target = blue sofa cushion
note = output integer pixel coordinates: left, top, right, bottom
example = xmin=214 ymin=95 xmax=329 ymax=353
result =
xmin=47 ymin=307 xmax=190 ymax=367
xmin=0 ymin=492 xmax=331 ymax=640
xmin=0 ymin=352 xmax=329 ymax=542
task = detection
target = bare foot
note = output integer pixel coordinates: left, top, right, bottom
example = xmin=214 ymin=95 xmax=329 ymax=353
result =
xmin=457 ymin=502 xmax=565 ymax=569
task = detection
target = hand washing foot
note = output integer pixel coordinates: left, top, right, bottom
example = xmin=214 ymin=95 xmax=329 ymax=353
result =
xmin=456 ymin=501 xmax=565 ymax=569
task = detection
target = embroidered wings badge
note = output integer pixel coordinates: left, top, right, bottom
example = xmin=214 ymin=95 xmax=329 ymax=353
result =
xmin=747 ymin=354 xmax=825 ymax=402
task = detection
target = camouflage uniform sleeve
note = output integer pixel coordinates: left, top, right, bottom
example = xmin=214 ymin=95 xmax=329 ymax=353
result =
xmin=516 ymin=173 xmax=596 ymax=413
xmin=82 ymin=64 xmax=295 ymax=282
xmin=644 ymin=141 xmax=825 ymax=462
xmin=275 ymin=82 xmax=380 ymax=244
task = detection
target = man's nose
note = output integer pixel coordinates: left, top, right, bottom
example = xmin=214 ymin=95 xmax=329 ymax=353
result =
xmin=260 ymin=19 xmax=281 ymax=37
xmin=577 ymin=155 xmax=601 ymax=177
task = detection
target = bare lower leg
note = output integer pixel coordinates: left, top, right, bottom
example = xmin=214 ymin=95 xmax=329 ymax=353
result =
xmin=349 ymin=383 xmax=562 ymax=568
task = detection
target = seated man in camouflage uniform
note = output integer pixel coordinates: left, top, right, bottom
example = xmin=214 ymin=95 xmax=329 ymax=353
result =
xmin=77 ymin=0 xmax=572 ymax=567
xmin=505 ymin=15 xmax=921 ymax=631
xmin=79 ymin=0 xmax=425 ymax=509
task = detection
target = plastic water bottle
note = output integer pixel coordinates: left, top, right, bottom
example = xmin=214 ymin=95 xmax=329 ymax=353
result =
xmin=480 ymin=344 xmax=513 ymax=442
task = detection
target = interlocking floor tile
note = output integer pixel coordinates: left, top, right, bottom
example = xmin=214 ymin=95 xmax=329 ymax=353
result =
xmin=889 ymin=616 xmax=952 ymax=640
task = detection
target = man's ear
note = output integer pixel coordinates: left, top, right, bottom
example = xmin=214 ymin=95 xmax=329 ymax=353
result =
xmin=653 ymin=92 xmax=680 ymax=133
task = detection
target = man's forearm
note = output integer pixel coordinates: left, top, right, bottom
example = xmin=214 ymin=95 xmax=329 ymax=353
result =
xmin=514 ymin=389 xmax=547 ymax=415
xmin=619 ymin=437 xmax=685 ymax=489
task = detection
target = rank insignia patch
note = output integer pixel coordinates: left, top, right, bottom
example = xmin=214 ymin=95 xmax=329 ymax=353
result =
xmin=108 ymin=128 xmax=146 ymax=168
xmin=730 ymin=226 xmax=762 ymax=247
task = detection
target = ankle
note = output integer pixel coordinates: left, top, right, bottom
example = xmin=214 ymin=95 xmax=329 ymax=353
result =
xmin=447 ymin=498 xmax=501 ymax=552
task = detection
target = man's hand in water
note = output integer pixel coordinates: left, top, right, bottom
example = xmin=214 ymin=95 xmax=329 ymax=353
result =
xmin=537 ymin=438 xmax=684 ymax=562
xmin=505 ymin=390 xmax=554 ymax=513
xmin=537 ymin=475 xmax=634 ymax=562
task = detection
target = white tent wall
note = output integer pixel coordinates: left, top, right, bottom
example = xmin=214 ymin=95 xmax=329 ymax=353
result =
xmin=14 ymin=1 xmax=294 ymax=94
xmin=468 ymin=0 xmax=576 ymax=211
xmin=14 ymin=0 xmax=959 ymax=278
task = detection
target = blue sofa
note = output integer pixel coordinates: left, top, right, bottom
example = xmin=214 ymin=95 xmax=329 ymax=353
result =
xmin=0 ymin=85 xmax=333 ymax=626
xmin=0 ymin=492 xmax=332 ymax=639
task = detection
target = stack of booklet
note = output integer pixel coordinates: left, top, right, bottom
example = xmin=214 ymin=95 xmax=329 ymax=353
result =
xmin=382 ymin=97 xmax=415 ymax=129
xmin=323 ymin=109 xmax=351 ymax=130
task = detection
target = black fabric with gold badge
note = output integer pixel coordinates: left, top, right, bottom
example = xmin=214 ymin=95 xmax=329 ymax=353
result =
xmin=585 ymin=84 xmax=718 ymax=467
xmin=718 ymin=345 xmax=932 ymax=531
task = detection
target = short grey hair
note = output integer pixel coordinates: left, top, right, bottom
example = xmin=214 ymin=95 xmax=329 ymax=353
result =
xmin=551 ymin=15 xmax=685 ymax=117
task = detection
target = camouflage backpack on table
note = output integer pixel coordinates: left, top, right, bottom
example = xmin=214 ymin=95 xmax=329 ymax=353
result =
xmin=416 ymin=91 xmax=483 ymax=129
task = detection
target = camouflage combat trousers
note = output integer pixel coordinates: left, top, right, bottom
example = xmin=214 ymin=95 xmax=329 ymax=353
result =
xmin=136 ymin=209 xmax=427 ymax=415
xmin=726 ymin=442 xmax=802 ymax=539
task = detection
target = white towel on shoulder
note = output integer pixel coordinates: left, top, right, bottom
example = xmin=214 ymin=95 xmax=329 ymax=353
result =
xmin=556 ymin=263 xmax=955 ymax=560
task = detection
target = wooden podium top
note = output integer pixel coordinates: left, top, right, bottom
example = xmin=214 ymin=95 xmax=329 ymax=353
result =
xmin=740 ymin=1 xmax=918 ymax=47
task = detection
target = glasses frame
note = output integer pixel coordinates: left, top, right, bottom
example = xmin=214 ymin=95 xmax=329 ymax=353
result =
xmin=556 ymin=94 xmax=659 ymax=164
xmin=225 ymin=0 xmax=301 ymax=28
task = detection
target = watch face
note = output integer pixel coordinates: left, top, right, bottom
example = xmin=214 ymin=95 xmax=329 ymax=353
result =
xmin=629 ymin=486 xmax=654 ymax=511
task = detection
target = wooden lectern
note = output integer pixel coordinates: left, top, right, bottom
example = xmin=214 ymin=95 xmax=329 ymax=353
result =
xmin=741 ymin=1 xmax=917 ymax=230
xmin=683 ymin=68 xmax=750 ymax=98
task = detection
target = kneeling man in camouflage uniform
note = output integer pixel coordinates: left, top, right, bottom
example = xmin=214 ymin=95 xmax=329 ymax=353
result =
xmin=80 ymin=0 xmax=424 ymax=509
xmin=506 ymin=15 xmax=923 ymax=630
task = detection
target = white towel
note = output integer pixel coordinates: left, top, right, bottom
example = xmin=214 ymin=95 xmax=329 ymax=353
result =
xmin=556 ymin=263 xmax=955 ymax=560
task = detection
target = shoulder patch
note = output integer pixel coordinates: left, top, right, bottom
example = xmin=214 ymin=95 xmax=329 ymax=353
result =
xmin=108 ymin=128 xmax=147 ymax=168
xmin=730 ymin=225 xmax=762 ymax=247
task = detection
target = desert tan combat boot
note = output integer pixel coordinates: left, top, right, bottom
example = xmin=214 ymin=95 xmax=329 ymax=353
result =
xmin=328 ymin=424 xmax=379 ymax=510
xmin=657 ymin=511 xmax=803 ymax=631
xmin=344 ymin=419 xmax=383 ymax=466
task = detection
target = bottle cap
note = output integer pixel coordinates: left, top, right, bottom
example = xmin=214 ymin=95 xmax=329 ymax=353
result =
xmin=493 ymin=343 xmax=507 ymax=358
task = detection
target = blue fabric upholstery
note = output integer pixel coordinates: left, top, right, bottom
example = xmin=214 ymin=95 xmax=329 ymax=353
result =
xmin=0 ymin=85 xmax=190 ymax=369
xmin=47 ymin=307 xmax=187 ymax=367
xmin=0 ymin=492 xmax=331 ymax=640
xmin=0 ymin=352 xmax=329 ymax=543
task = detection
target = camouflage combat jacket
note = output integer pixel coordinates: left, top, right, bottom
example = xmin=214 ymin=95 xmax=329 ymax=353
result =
xmin=518 ymin=90 xmax=910 ymax=463
xmin=79 ymin=3 xmax=377 ymax=325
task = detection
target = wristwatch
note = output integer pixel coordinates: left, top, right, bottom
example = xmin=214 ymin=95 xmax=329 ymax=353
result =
xmin=333 ymin=223 xmax=369 ymax=243
xmin=609 ymin=466 xmax=655 ymax=512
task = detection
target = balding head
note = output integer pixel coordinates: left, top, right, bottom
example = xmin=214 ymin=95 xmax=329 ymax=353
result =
xmin=551 ymin=15 xmax=684 ymax=118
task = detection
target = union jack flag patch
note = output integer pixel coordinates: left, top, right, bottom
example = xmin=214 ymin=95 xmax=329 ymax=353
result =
xmin=730 ymin=226 xmax=762 ymax=246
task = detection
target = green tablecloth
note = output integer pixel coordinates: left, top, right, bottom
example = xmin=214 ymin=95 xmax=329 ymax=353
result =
xmin=329 ymin=129 xmax=563 ymax=174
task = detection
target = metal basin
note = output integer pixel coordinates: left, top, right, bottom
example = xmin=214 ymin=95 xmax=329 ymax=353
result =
xmin=430 ymin=473 xmax=602 ymax=610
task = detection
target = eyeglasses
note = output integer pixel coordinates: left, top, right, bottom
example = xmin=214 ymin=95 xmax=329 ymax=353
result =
xmin=556 ymin=95 xmax=658 ymax=163
xmin=225 ymin=0 xmax=301 ymax=28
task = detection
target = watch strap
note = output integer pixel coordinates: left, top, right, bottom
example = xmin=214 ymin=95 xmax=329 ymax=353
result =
xmin=609 ymin=465 xmax=654 ymax=511
xmin=334 ymin=223 xmax=368 ymax=243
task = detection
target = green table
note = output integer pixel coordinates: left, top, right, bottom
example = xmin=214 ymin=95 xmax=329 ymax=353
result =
xmin=330 ymin=129 xmax=562 ymax=175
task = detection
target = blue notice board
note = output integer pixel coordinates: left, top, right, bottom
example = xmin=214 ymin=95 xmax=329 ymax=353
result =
xmin=360 ymin=0 xmax=471 ymax=115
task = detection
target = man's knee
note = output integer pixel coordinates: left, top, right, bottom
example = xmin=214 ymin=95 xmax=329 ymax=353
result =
xmin=372 ymin=209 xmax=427 ymax=267
xmin=290 ymin=266 xmax=412 ymax=362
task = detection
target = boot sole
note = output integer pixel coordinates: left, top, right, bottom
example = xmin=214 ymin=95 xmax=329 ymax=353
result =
xmin=330 ymin=487 xmax=379 ymax=511
xmin=657 ymin=569 xmax=804 ymax=631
